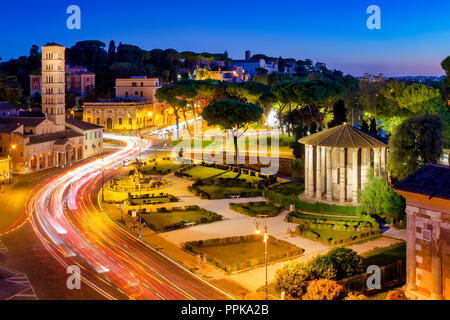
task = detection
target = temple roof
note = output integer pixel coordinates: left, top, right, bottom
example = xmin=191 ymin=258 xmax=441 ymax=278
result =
xmin=393 ymin=164 xmax=450 ymax=201
xmin=298 ymin=123 xmax=387 ymax=148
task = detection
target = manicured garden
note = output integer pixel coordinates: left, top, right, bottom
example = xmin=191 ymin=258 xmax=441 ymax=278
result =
xmin=127 ymin=192 xmax=178 ymax=206
xmin=229 ymin=201 xmax=285 ymax=217
xmin=184 ymin=235 xmax=303 ymax=274
xmin=267 ymin=182 xmax=359 ymax=216
xmin=140 ymin=158 xmax=185 ymax=175
xmin=188 ymin=179 xmax=263 ymax=199
xmin=140 ymin=205 xmax=222 ymax=232
xmin=287 ymin=211 xmax=380 ymax=245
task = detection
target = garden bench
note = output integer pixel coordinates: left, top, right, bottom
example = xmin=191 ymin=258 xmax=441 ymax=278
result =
xmin=230 ymin=195 xmax=241 ymax=199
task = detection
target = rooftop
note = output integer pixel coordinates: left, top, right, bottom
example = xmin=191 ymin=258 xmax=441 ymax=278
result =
xmin=298 ymin=123 xmax=387 ymax=148
xmin=0 ymin=123 xmax=22 ymax=134
xmin=28 ymin=129 xmax=82 ymax=146
xmin=393 ymin=164 xmax=450 ymax=201
xmin=0 ymin=116 xmax=46 ymax=127
xmin=66 ymin=117 xmax=103 ymax=130
xmin=0 ymin=102 xmax=17 ymax=111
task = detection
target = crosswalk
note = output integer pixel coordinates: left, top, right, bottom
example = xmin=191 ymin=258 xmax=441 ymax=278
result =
xmin=0 ymin=265 xmax=38 ymax=300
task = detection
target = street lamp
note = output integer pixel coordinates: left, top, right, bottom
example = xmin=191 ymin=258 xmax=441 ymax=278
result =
xmin=254 ymin=215 xmax=269 ymax=301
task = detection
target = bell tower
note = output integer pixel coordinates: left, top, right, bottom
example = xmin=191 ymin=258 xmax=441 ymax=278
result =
xmin=41 ymin=43 xmax=66 ymax=132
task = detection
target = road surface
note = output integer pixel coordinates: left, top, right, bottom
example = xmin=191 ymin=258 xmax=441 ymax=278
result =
xmin=25 ymin=133 xmax=228 ymax=300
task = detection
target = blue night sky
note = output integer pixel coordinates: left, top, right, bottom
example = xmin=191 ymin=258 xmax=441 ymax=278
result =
xmin=1 ymin=0 xmax=449 ymax=77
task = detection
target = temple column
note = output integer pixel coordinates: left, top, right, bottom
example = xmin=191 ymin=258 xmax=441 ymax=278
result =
xmin=431 ymin=215 xmax=443 ymax=300
xmin=380 ymin=147 xmax=386 ymax=176
xmin=361 ymin=149 xmax=370 ymax=189
xmin=321 ymin=147 xmax=326 ymax=198
xmin=352 ymin=148 xmax=359 ymax=204
xmin=304 ymin=145 xmax=309 ymax=196
xmin=406 ymin=208 xmax=417 ymax=292
xmin=308 ymin=145 xmax=315 ymax=198
xmin=326 ymin=147 xmax=332 ymax=202
xmin=374 ymin=148 xmax=381 ymax=177
xmin=339 ymin=147 xmax=346 ymax=204
xmin=316 ymin=147 xmax=322 ymax=199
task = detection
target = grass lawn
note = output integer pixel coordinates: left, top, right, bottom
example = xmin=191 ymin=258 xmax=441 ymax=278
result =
xmin=183 ymin=166 xmax=227 ymax=179
xmin=183 ymin=166 xmax=262 ymax=182
xmin=299 ymin=228 xmax=361 ymax=245
xmin=141 ymin=208 xmax=221 ymax=232
xmin=185 ymin=235 xmax=303 ymax=273
xmin=141 ymin=160 xmax=184 ymax=175
xmin=197 ymin=185 xmax=262 ymax=199
xmin=270 ymin=182 xmax=304 ymax=195
xmin=361 ymin=242 xmax=406 ymax=267
xmin=230 ymin=201 xmax=284 ymax=217
xmin=219 ymin=171 xmax=262 ymax=182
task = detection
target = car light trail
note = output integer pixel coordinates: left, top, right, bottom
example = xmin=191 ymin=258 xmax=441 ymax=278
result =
xmin=25 ymin=133 xmax=229 ymax=300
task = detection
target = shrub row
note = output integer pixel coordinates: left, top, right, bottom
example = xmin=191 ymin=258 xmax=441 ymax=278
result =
xmin=184 ymin=235 xmax=303 ymax=274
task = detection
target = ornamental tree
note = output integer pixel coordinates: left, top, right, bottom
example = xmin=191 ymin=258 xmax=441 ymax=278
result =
xmin=275 ymin=262 xmax=310 ymax=299
xmin=387 ymin=114 xmax=443 ymax=181
xmin=302 ymin=279 xmax=346 ymax=300
xmin=201 ymin=99 xmax=263 ymax=176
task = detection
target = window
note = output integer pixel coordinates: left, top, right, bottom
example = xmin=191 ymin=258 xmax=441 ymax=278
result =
xmin=85 ymin=145 xmax=87 ymax=150
xmin=20 ymin=152 xmax=23 ymax=157
xmin=125 ymin=91 xmax=128 ymax=97
xmin=119 ymin=118 xmax=122 ymax=125
xmin=132 ymin=82 xmax=137 ymax=87
xmin=90 ymin=132 xmax=92 ymax=140
xmin=95 ymin=132 xmax=97 ymax=139
xmin=99 ymin=131 xmax=102 ymax=138
xmin=141 ymin=82 xmax=144 ymax=87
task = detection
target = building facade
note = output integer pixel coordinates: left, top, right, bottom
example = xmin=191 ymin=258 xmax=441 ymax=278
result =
xmin=30 ymin=65 xmax=95 ymax=97
xmin=115 ymin=77 xmax=160 ymax=103
xmin=298 ymin=124 xmax=388 ymax=204
xmin=393 ymin=164 xmax=450 ymax=300
xmin=0 ymin=43 xmax=103 ymax=174
xmin=83 ymin=100 xmax=168 ymax=132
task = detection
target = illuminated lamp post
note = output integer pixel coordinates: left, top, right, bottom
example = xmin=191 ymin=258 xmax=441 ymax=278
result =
xmin=254 ymin=215 xmax=269 ymax=301
xmin=9 ymin=143 xmax=17 ymax=184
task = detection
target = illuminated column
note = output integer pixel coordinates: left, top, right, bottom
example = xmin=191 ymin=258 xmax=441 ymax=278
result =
xmin=380 ymin=147 xmax=386 ymax=176
xmin=326 ymin=147 xmax=332 ymax=202
xmin=374 ymin=148 xmax=381 ymax=177
xmin=321 ymin=147 xmax=326 ymax=199
xmin=352 ymin=148 xmax=359 ymax=204
xmin=339 ymin=148 xmax=346 ymax=204
xmin=304 ymin=145 xmax=309 ymax=196
xmin=361 ymin=149 xmax=370 ymax=189
xmin=308 ymin=145 xmax=315 ymax=198
xmin=316 ymin=147 xmax=322 ymax=199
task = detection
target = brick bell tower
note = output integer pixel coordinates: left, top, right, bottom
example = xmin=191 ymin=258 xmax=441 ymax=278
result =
xmin=41 ymin=43 xmax=66 ymax=132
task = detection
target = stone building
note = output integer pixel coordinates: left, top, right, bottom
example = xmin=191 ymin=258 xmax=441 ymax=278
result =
xmin=0 ymin=43 xmax=103 ymax=173
xmin=115 ymin=77 xmax=160 ymax=102
xmin=298 ymin=123 xmax=387 ymax=204
xmin=30 ymin=65 xmax=95 ymax=98
xmin=83 ymin=100 xmax=169 ymax=132
xmin=393 ymin=164 xmax=450 ymax=300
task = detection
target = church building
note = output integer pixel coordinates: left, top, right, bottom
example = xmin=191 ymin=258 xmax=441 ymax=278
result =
xmin=0 ymin=43 xmax=103 ymax=173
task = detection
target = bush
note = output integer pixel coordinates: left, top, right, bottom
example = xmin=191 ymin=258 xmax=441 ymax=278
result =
xmin=344 ymin=292 xmax=368 ymax=300
xmin=275 ymin=262 xmax=310 ymax=299
xmin=307 ymin=255 xmax=338 ymax=280
xmin=302 ymin=279 xmax=346 ymax=300
xmin=327 ymin=247 xmax=364 ymax=279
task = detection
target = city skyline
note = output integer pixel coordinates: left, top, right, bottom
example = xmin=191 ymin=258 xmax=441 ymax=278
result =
xmin=1 ymin=0 xmax=449 ymax=77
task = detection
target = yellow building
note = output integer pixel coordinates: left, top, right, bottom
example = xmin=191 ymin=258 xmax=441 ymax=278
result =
xmin=0 ymin=156 xmax=10 ymax=184
xmin=83 ymin=100 xmax=170 ymax=132
xmin=115 ymin=77 xmax=160 ymax=103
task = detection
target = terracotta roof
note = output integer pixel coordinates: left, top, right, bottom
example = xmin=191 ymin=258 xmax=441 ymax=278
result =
xmin=28 ymin=129 xmax=82 ymax=146
xmin=393 ymin=164 xmax=450 ymax=201
xmin=298 ymin=124 xmax=387 ymax=148
xmin=66 ymin=117 xmax=103 ymax=130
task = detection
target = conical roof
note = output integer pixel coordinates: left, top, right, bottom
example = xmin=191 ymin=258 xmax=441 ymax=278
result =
xmin=298 ymin=123 xmax=387 ymax=148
